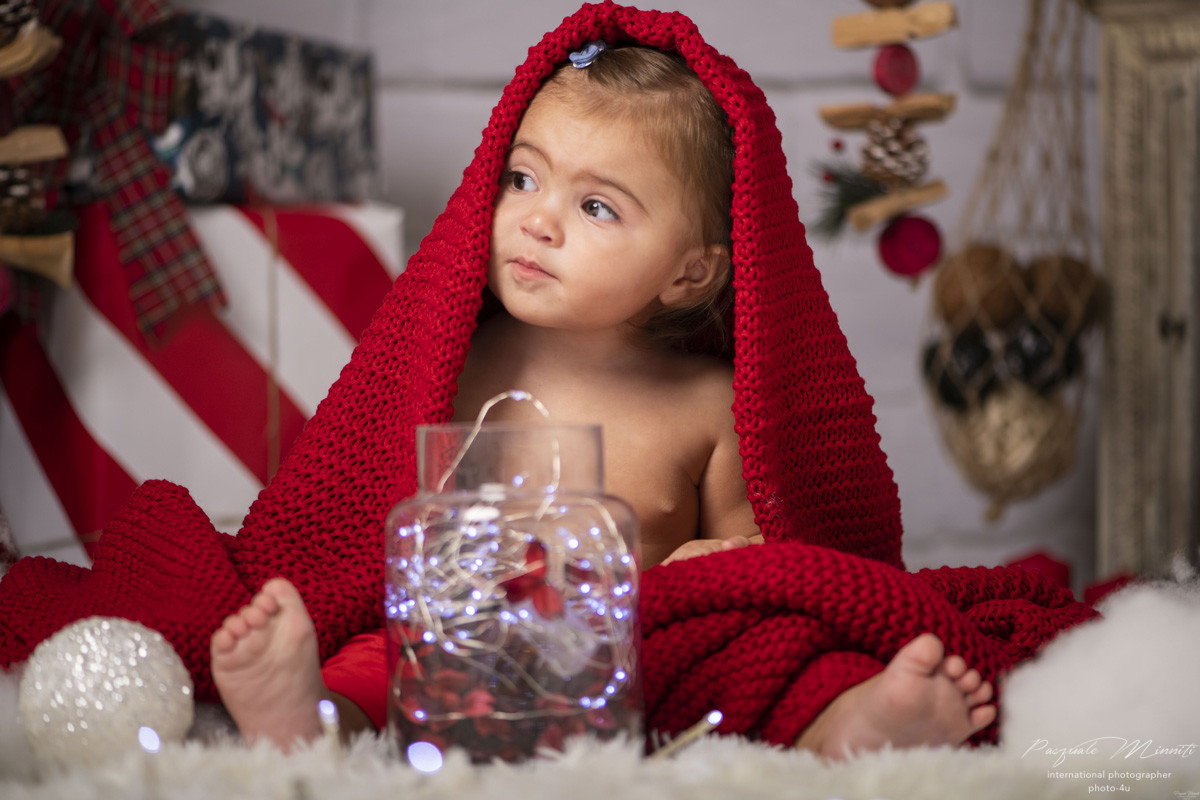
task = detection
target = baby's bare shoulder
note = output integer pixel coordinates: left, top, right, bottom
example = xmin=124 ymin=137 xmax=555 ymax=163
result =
xmin=654 ymin=353 xmax=734 ymax=417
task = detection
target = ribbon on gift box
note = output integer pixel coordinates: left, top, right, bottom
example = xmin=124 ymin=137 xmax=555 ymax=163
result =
xmin=0 ymin=201 xmax=403 ymax=564
xmin=7 ymin=0 xmax=224 ymax=340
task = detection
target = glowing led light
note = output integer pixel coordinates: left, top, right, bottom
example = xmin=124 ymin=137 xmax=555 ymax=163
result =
xmin=706 ymin=710 xmax=724 ymax=726
xmin=137 ymin=726 xmax=161 ymax=754
xmin=579 ymin=583 xmax=591 ymax=595
xmin=407 ymin=741 xmax=444 ymax=773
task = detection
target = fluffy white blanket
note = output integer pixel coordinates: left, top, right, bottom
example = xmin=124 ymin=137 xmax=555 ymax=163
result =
xmin=2 ymin=581 xmax=1198 ymax=800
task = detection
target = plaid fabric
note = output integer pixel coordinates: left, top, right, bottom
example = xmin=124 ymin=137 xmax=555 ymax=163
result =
xmin=7 ymin=0 xmax=224 ymax=339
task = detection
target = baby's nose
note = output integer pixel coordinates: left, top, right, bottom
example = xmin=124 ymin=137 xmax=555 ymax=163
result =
xmin=520 ymin=200 xmax=562 ymax=243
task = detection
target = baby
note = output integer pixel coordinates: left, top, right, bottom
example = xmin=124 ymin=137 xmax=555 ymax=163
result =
xmin=211 ymin=44 xmax=994 ymax=759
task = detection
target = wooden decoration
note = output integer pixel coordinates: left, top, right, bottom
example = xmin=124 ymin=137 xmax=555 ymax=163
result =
xmin=0 ymin=231 xmax=73 ymax=288
xmin=0 ymin=126 xmax=69 ymax=166
xmin=0 ymin=22 xmax=61 ymax=79
xmin=848 ymin=180 xmax=947 ymax=231
xmin=832 ymin=1 xmax=958 ymax=48
xmin=820 ymin=93 xmax=956 ymax=130
xmin=813 ymin=0 xmax=957 ymax=278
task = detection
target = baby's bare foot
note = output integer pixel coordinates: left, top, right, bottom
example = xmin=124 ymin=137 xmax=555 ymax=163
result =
xmin=796 ymin=633 xmax=996 ymax=760
xmin=211 ymin=577 xmax=326 ymax=750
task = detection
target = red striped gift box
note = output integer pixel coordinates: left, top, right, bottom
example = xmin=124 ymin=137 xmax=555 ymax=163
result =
xmin=0 ymin=201 xmax=404 ymax=566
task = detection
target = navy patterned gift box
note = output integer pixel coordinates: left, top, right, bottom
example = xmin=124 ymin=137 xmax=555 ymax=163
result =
xmin=152 ymin=13 xmax=378 ymax=205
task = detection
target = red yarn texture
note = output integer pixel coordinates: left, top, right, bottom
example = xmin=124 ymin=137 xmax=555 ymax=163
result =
xmin=0 ymin=2 xmax=1096 ymax=743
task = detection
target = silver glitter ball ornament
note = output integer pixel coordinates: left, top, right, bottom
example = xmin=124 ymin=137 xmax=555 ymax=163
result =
xmin=18 ymin=616 xmax=194 ymax=768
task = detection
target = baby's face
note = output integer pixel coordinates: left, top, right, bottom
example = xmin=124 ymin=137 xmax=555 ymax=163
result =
xmin=488 ymin=87 xmax=707 ymax=336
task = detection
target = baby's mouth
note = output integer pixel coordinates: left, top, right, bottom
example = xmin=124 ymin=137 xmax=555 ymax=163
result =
xmin=512 ymin=258 xmax=552 ymax=280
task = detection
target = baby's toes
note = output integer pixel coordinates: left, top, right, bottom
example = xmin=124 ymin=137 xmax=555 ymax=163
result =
xmin=955 ymin=666 xmax=982 ymax=693
xmin=968 ymin=701 xmax=997 ymax=732
xmin=221 ymin=613 xmax=251 ymax=639
xmin=940 ymin=654 xmax=967 ymax=681
xmin=238 ymin=602 xmax=271 ymax=630
xmin=211 ymin=626 xmax=237 ymax=654
xmin=251 ymin=586 xmax=284 ymax=617
xmin=965 ymin=679 xmax=993 ymax=707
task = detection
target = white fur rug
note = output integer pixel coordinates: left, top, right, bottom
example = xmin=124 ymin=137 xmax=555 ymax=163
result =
xmin=2 ymin=581 xmax=1198 ymax=800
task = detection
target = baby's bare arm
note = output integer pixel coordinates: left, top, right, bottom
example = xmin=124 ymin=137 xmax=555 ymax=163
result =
xmin=660 ymin=375 xmax=761 ymax=565
xmin=658 ymin=534 xmax=761 ymax=565
xmin=698 ymin=385 xmax=760 ymax=542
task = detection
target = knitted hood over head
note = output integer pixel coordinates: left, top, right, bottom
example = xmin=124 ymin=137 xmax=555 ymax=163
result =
xmin=0 ymin=2 xmax=1094 ymax=746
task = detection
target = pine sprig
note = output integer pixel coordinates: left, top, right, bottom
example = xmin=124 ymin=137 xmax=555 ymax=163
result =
xmin=810 ymin=160 xmax=886 ymax=240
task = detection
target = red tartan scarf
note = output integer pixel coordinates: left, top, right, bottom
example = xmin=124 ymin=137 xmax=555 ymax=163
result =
xmin=8 ymin=0 xmax=222 ymax=339
xmin=0 ymin=2 xmax=1096 ymax=746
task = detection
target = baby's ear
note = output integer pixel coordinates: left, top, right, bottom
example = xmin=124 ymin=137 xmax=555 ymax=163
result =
xmin=660 ymin=244 xmax=730 ymax=308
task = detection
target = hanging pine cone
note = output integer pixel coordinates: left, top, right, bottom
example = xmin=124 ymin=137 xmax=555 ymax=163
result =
xmin=861 ymin=116 xmax=929 ymax=188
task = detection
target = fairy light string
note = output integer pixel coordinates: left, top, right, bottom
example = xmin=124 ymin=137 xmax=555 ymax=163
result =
xmin=387 ymin=391 xmax=640 ymax=741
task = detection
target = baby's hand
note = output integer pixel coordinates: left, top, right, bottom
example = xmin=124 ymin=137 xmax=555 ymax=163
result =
xmin=659 ymin=535 xmax=759 ymax=566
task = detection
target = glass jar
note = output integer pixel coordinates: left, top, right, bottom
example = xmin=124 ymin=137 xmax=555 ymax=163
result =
xmin=385 ymin=422 xmax=641 ymax=766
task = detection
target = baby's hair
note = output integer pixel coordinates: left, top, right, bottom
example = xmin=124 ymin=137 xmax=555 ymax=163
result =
xmin=541 ymin=46 xmax=735 ymax=356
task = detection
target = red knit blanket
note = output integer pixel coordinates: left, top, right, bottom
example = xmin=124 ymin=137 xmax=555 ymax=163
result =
xmin=0 ymin=1 xmax=1096 ymax=745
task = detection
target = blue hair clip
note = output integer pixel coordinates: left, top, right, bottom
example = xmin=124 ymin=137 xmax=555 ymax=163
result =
xmin=569 ymin=40 xmax=607 ymax=69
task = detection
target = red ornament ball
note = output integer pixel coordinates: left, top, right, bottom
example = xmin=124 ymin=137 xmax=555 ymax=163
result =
xmin=873 ymin=43 xmax=920 ymax=96
xmin=878 ymin=214 xmax=941 ymax=277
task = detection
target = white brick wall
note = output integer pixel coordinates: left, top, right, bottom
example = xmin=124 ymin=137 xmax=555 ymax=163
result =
xmin=174 ymin=0 xmax=1103 ymax=590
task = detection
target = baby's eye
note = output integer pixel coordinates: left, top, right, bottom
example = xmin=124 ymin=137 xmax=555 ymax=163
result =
xmin=582 ymin=199 xmax=618 ymax=221
xmin=503 ymin=170 xmax=536 ymax=192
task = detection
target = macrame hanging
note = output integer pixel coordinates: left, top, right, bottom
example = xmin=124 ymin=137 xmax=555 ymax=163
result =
xmin=921 ymin=0 xmax=1102 ymax=520
xmin=813 ymin=0 xmax=959 ymax=280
